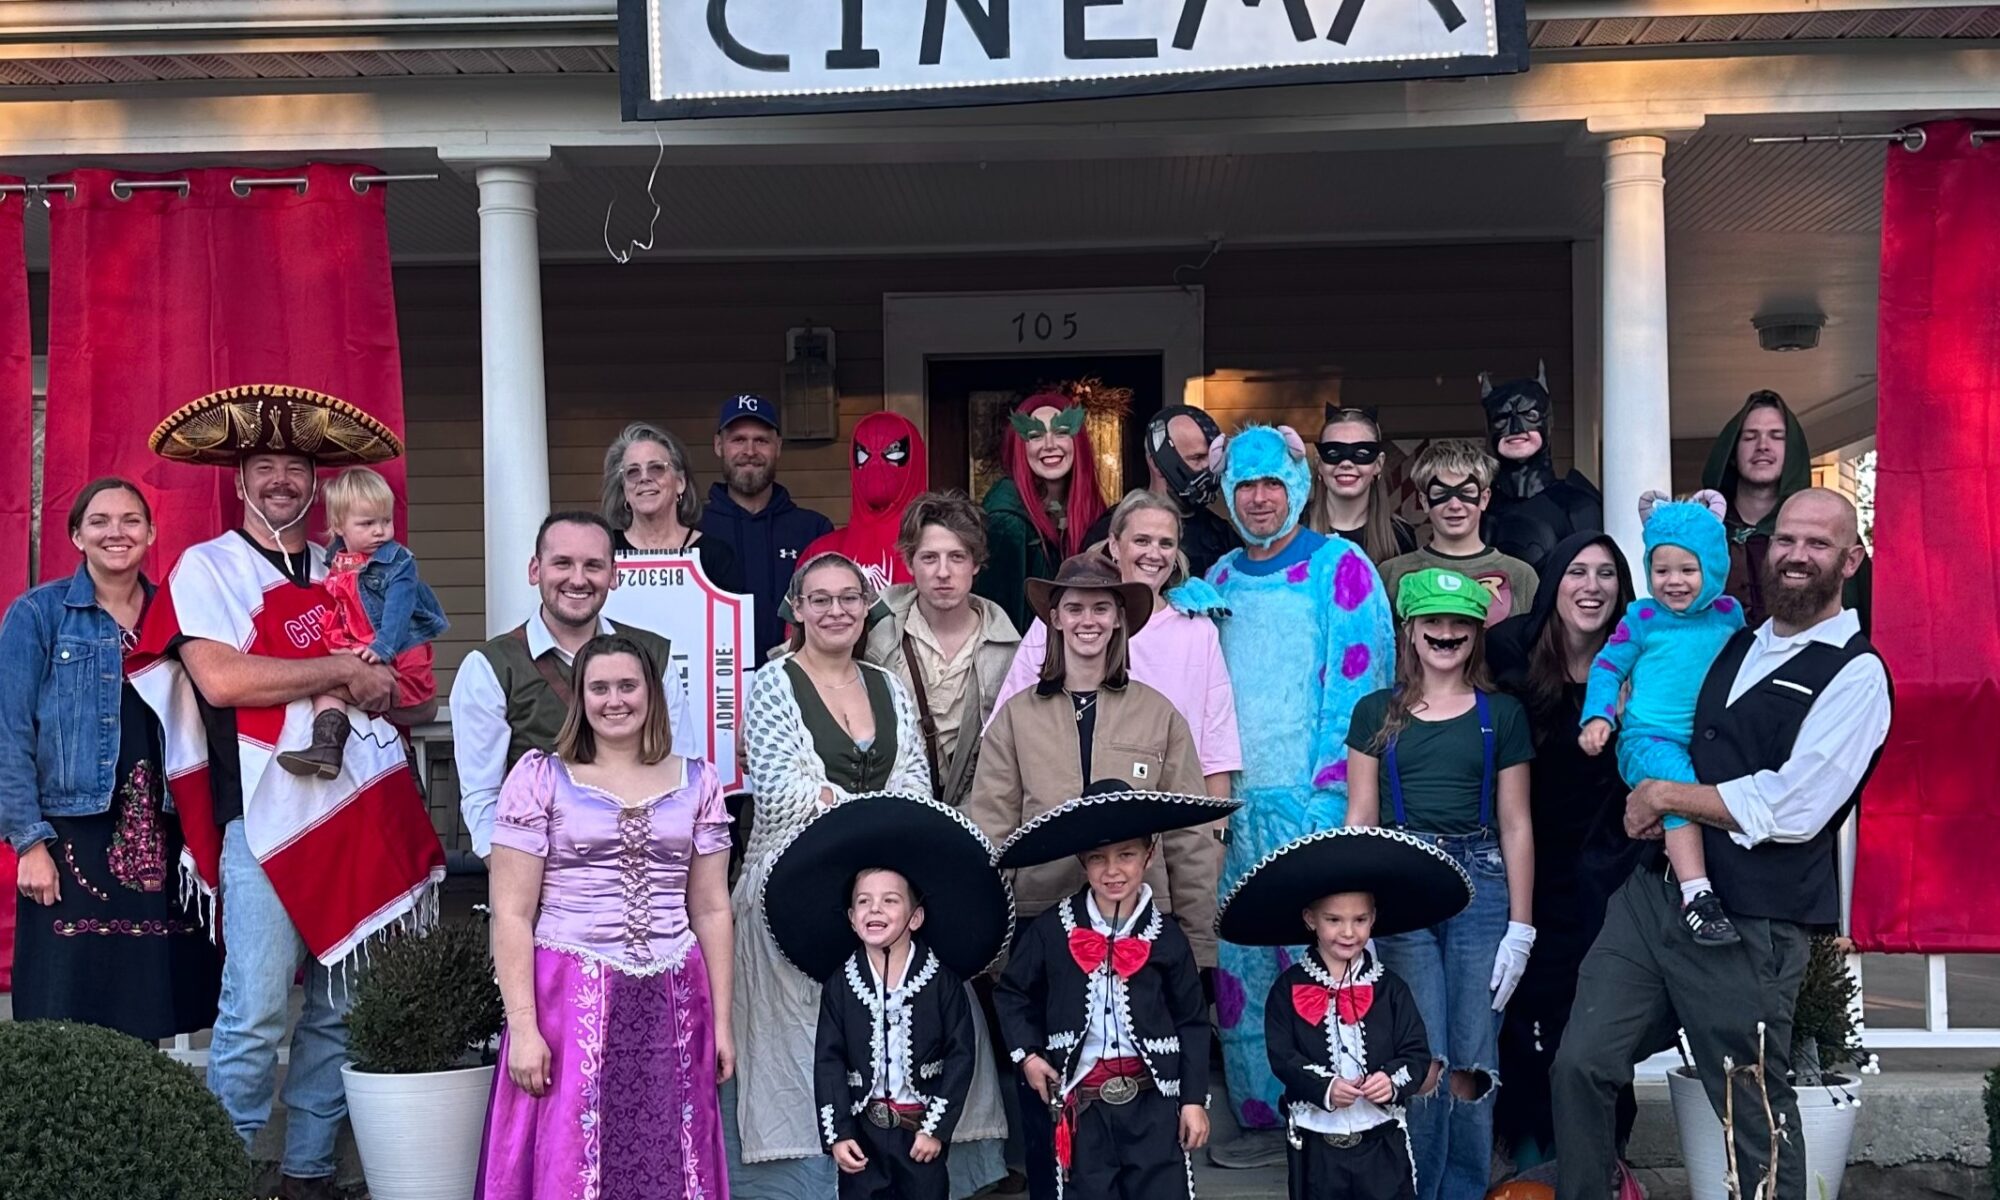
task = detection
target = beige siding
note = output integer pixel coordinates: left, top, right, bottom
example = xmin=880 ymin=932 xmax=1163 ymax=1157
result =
xmin=397 ymin=243 xmax=1574 ymax=692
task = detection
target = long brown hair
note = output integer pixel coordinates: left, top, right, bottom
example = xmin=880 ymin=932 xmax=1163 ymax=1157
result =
xmin=1521 ymin=540 xmax=1636 ymax=733
xmin=1368 ymin=618 xmax=1496 ymax=754
xmin=1306 ymin=408 xmax=1401 ymax=564
xmin=554 ymin=635 xmax=675 ymax=765
xmin=1036 ymin=588 xmax=1133 ymax=691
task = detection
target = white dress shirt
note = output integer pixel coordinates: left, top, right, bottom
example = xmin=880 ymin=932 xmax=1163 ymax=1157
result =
xmin=864 ymin=948 xmax=930 ymax=1106
xmin=1713 ymin=609 xmax=1893 ymax=850
xmin=452 ymin=608 xmax=699 ymax=856
xmin=1066 ymin=884 xmax=1153 ymax=1091
xmin=1292 ymin=954 xmax=1396 ymax=1137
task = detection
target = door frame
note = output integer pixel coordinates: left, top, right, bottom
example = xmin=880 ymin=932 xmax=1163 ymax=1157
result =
xmin=882 ymin=286 xmax=1206 ymax=442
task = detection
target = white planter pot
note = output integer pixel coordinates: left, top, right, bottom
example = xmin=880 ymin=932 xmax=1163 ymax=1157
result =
xmin=342 ymin=1062 xmax=496 ymax=1200
xmin=1667 ymin=1065 xmax=1860 ymax=1200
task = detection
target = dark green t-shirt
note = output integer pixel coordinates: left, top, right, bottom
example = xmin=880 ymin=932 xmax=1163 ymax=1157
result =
xmin=1346 ymin=688 xmax=1535 ymax=834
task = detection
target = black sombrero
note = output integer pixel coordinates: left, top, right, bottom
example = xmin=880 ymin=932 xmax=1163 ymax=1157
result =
xmin=995 ymin=780 xmax=1240 ymax=870
xmin=762 ymin=792 xmax=1012 ymax=982
xmin=150 ymin=383 xmax=403 ymax=467
xmin=1216 ymin=827 xmax=1472 ymax=946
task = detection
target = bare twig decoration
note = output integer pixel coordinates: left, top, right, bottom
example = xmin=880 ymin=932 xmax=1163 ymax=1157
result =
xmin=1721 ymin=1023 xmax=1782 ymax=1200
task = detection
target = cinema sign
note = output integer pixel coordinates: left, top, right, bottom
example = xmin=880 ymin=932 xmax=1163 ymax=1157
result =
xmin=620 ymin=0 xmax=1528 ymax=119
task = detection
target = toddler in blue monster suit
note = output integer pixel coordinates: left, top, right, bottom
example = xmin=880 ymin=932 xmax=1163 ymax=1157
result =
xmin=1578 ymin=489 xmax=1745 ymax=946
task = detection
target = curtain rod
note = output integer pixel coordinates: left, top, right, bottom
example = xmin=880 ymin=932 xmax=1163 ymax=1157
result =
xmin=0 ymin=173 xmax=439 ymax=199
xmin=1750 ymin=129 xmax=2000 ymax=151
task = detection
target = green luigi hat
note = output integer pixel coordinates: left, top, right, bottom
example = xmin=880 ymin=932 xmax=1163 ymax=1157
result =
xmin=1396 ymin=568 xmax=1489 ymax=623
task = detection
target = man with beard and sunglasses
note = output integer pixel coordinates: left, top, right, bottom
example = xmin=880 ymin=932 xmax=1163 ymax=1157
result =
xmin=1551 ymin=489 xmax=1892 ymax=1200
xmin=1078 ymin=406 xmax=1241 ymax=580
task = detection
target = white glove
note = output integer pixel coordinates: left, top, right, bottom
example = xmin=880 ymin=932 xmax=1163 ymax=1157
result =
xmin=1489 ymin=921 xmax=1536 ymax=1012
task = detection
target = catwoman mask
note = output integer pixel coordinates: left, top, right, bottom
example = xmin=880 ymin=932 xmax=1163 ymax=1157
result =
xmin=1315 ymin=440 xmax=1383 ymax=467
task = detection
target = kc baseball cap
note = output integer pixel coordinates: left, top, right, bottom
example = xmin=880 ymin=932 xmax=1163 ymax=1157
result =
xmin=717 ymin=393 xmax=779 ymax=433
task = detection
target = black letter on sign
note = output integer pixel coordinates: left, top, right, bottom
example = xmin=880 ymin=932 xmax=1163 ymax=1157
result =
xmin=707 ymin=0 xmax=788 ymax=71
xmin=1236 ymin=0 xmax=1316 ymax=42
xmin=1064 ymin=0 xmax=1158 ymax=60
xmin=921 ymin=0 xmax=1011 ymax=65
xmin=1172 ymin=0 xmax=1205 ymax=50
xmin=828 ymin=0 xmax=881 ymax=69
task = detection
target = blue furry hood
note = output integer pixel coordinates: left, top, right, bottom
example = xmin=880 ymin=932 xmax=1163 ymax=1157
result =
xmin=1640 ymin=491 xmax=1732 ymax=612
xmin=1216 ymin=424 xmax=1312 ymax=548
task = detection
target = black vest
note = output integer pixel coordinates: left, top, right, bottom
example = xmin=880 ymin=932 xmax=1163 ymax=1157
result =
xmin=1690 ymin=627 xmax=1887 ymax=929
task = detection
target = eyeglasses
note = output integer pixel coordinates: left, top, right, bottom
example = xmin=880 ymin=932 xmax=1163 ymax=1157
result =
xmin=802 ymin=591 xmax=869 ymax=615
xmin=1315 ymin=440 xmax=1382 ymax=466
xmin=622 ymin=462 xmax=673 ymax=484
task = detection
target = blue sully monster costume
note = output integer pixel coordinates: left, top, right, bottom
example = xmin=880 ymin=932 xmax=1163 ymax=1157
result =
xmin=1581 ymin=489 xmax=1745 ymax=804
xmin=1204 ymin=424 xmax=1397 ymax=1130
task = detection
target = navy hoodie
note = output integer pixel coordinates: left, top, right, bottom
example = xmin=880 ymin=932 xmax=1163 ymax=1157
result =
xmin=701 ymin=481 xmax=834 ymax=661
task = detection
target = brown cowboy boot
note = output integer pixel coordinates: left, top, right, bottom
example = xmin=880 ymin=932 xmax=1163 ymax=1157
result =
xmin=276 ymin=710 xmax=351 ymax=780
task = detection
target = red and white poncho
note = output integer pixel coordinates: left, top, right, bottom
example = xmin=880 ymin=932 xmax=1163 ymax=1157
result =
xmin=129 ymin=532 xmax=445 ymax=966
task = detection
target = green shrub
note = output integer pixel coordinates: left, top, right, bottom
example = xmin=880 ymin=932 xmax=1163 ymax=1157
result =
xmin=346 ymin=917 xmax=503 ymax=1074
xmin=1790 ymin=934 xmax=1863 ymax=1086
xmin=0 ymin=1020 xmax=249 ymax=1200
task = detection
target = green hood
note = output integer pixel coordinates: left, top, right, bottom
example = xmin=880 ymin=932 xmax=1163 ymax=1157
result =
xmin=1701 ymin=390 xmax=1813 ymax=537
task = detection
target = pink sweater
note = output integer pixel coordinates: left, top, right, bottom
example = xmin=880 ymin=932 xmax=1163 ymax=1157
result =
xmin=987 ymin=605 xmax=1244 ymax=777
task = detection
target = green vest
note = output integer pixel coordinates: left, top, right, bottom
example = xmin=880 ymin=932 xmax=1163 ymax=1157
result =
xmin=478 ymin=620 xmax=674 ymax=772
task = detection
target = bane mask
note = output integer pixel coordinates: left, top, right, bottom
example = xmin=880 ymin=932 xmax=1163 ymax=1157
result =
xmin=1146 ymin=405 xmax=1224 ymax=509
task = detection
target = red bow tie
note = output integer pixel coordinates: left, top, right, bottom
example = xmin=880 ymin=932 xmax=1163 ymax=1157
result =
xmin=1068 ymin=929 xmax=1151 ymax=978
xmin=1292 ymin=983 xmax=1374 ymax=1026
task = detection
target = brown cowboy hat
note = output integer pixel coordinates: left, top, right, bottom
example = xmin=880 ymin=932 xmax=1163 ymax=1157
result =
xmin=1025 ymin=554 xmax=1156 ymax=638
xmin=149 ymin=383 xmax=403 ymax=467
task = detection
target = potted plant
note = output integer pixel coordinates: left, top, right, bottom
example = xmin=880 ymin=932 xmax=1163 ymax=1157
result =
xmin=1669 ymin=935 xmax=1869 ymax=1200
xmin=0 ymin=1021 xmax=251 ymax=1200
xmin=342 ymin=916 xmax=504 ymax=1200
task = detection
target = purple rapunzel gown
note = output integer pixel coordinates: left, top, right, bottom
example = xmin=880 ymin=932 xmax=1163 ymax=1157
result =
xmin=476 ymin=750 xmax=731 ymax=1200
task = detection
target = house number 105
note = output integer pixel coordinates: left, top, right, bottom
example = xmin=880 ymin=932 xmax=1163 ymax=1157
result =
xmin=1011 ymin=311 xmax=1079 ymax=344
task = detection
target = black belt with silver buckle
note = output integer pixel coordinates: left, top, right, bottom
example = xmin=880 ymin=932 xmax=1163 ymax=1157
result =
xmin=865 ymin=1100 xmax=925 ymax=1132
xmin=1076 ymin=1074 xmax=1153 ymax=1107
xmin=1321 ymin=1131 xmax=1363 ymax=1149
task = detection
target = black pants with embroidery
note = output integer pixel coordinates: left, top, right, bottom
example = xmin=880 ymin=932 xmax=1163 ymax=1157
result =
xmin=839 ymin=1120 xmax=949 ymax=1200
xmin=1286 ymin=1123 xmax=1417 ymax=1200
xmin=1064 ymin=1088 xmax=1190 ymax=1200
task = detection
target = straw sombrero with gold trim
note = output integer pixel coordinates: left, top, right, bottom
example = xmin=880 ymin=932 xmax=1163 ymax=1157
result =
xmin=149 ymin=383 xmax=403 ymax=466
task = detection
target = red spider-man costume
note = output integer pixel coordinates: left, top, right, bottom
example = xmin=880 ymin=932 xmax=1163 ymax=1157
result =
xmin=800 ymin=412 xmax=930 ymax=591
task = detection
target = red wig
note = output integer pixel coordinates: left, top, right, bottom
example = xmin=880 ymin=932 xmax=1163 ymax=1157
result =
xmin=1002 ymin=391 xmax=1107 ymax=559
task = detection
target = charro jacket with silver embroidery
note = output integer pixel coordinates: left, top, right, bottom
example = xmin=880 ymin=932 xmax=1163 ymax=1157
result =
xmin=1264 ymin=948 xmax=1429 ymax=1122
xmin=814 ymin=942 xmax=977 ymax=1149
xmin=993 ymin=889 xmax=1210 ymax=1105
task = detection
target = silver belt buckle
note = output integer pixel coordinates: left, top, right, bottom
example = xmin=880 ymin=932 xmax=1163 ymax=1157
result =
xmin=1098 ymin=1075 xmax=1140 ymax=1106
xmin=1323 ymin=1132 xmax=1362 ymax=1149
xmin=866 ymin=1101 xmax=897 ymax=1130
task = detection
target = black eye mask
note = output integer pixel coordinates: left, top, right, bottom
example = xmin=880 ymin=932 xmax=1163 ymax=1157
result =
xmin=1424 ymin=481 xmax=1483 ymax=509
xmin=1315 ymin=440 xmax=1382 ymax=467
xmin=1422 ymin=632 xmax=1470 ymax=653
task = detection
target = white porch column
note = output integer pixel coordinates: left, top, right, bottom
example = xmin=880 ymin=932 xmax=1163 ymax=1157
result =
xmin=1598 ymin=134 xmax=1673 ymax=569
xmin=465 ymin=157 xmax=552 ymax=635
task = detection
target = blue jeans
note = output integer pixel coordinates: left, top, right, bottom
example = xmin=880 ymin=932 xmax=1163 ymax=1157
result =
xmin=208 ymin=819 xmax=351 ymax=1180
xmin=1373 ymin=830 xmax=1511 ymax=1200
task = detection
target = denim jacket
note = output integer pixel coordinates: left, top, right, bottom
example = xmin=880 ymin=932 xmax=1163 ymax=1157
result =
xmin=0 ymin=567 xmax=152 ymax=853
xmin=329 ymin=538 xmax=449 ymax=660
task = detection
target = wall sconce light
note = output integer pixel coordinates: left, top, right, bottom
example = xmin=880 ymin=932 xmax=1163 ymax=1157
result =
xmin=1752 ymin=311 xmax=1827 ymax=353
xmin=782 ymin=325 xmax=839 ymax=442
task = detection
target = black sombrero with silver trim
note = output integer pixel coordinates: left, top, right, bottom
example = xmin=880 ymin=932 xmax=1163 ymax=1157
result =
xmin=761 ymin=792 xmax=1013 ymax=982
xmin=995 ymin=780 xmax=1241 ymax=869
xmin=1216 ymin=827 xmax=1472 ymax=945
xmin=150 ymin=383 xmax=403 ymax=467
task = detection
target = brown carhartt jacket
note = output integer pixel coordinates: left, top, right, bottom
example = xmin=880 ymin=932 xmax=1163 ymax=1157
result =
xmin=966 ymin=677 xmax=1226 ymax=966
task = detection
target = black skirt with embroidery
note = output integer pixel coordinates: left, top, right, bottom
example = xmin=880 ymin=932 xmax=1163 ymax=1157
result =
xmin=11 ymin=683 xmax=220 ymax=1041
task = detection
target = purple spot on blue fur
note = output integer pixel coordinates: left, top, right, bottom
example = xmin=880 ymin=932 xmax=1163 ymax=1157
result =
xmin=1216 ymin=567 xmax=1231 ymax=585
xmin=1314 ymin=760 xmax=1349 ymax=788
xmin=1342 ymin=643 xmax=1371 ymax=680
xmin=1715 ymin=596 xmax=1737 ymax=614
xmin=1241 ymin=1099 xmax=1280 ymax=1130
xmin=1604 ymin=704 xmax=1617 ymax=717
xmin=1595 ymin=656 xmax=1617 ymax=673
xmin=1275 ymin=946 xmax=1295 ymax=971
xmin=1319 ymin=664 xmax=1328 ymax=686
xmin=1333 ymin=553 xmax=1375 ymax=611
xmin=1637 ymin=605 xmax=1656 ymax=620
xmin=1608 ymin=622 xmax=1632 ymax=645
xmin=1284 ymin=561 xmax=1309 ymax=585
xmin=1214 ymin=969 xmax=1247 ymax=1029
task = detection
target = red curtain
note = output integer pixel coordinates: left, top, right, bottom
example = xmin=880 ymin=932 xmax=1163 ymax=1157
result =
xmin=1852 ymin=121 xmax=2000 ymax=952
xmin=40 ymin=163 xmax=406 ymax=583
xmin=0 ymin=179 xmax=29 ymax=991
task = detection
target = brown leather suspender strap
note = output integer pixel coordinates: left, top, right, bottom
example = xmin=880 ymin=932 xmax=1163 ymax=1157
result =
xmin=510 ymin=624 xmax=574 ymax=708
xmin=900 ymin=631 xmax=946 ymax=801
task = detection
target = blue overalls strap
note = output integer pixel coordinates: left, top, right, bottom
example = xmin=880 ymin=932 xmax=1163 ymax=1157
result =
xmin=1385 ymin=689 xmax=1498 ymax=831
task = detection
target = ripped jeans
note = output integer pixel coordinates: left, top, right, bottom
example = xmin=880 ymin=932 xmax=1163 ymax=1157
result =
xmin=1373 ymin=830 xmax=1510 ymax=1200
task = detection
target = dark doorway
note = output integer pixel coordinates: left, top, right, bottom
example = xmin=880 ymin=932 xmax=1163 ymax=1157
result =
xmin=926 ymin=354 xmax=1165 ymax=502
